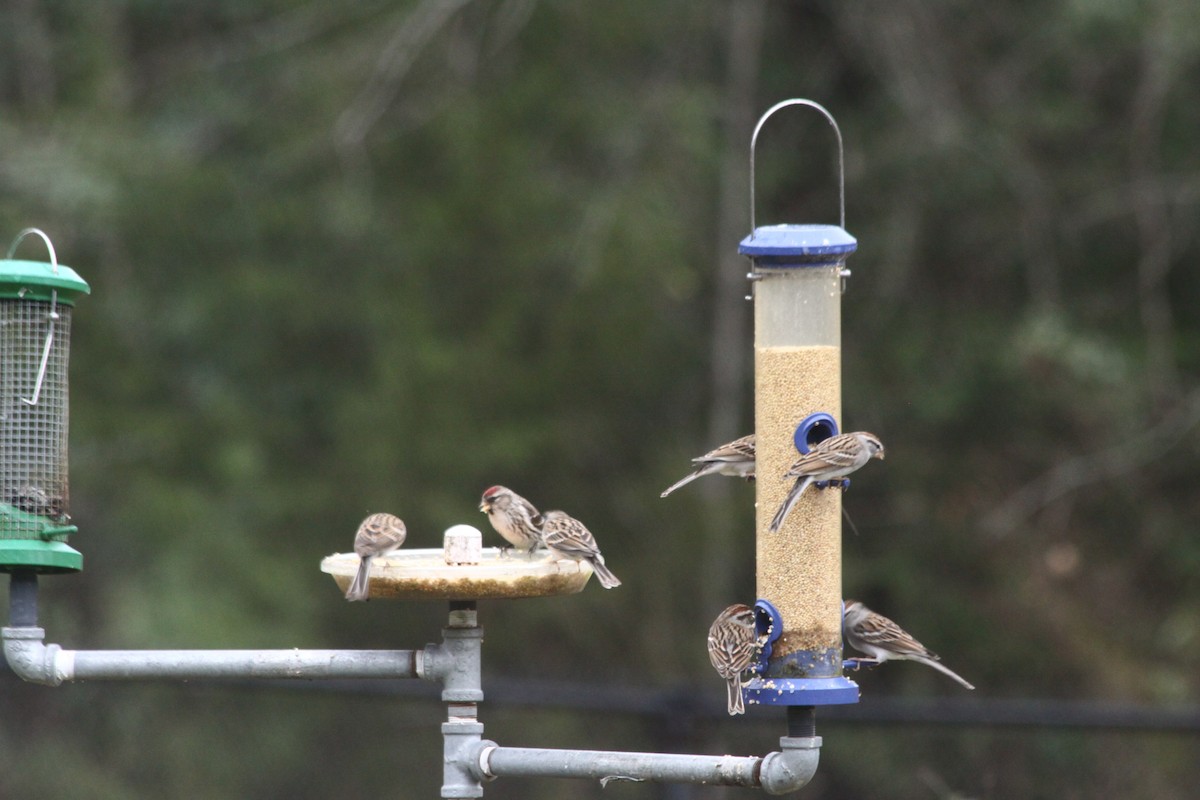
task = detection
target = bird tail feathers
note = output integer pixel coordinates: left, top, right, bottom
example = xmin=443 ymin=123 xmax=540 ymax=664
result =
xmin=727 ymin=678 xmax=745 ymax=715
xmin=918 ymin=656 xmax=975 ymax=690
xmin=769 ymin=477 xmax=813 ymax=532
xmin=590 ymin=558 xmax=622 ymax=589
xmin=345 ymin=556 xmax=372 ymax=602
xmin=660 ymin=470 xmax=701 ymax=498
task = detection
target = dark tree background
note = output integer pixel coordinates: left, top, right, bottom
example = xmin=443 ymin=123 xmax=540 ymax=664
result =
xmin=2 ymin=1 xmax=1198 ymax=798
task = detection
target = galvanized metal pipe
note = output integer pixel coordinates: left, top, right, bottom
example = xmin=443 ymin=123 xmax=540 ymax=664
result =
xmin=443 ymin=720 xmax=486 ymax=799
xmin=2 ymin=626 xmax=418 ymax=685
xmin=3 ymin=598 xmax=826 ymax=795
xmin=422 ymin=622 xmax=484 ymax=704
xmin=473 ymin=743 xmax=763 ymax=787
xmin=435 ymin=601 xmax=487 ymax=799
xmin=469 ymin=737 xmax=821 ymax=794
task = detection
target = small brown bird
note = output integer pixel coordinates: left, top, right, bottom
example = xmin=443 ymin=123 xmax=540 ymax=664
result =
xmin=10 ymin=483 xmax=67 ymax=521
xmin=769 ymin=432 xmax=885 ymax=532
xmin=479 ymin=485 xmax=544 ymax=554
xmin=345 ymin=513 xmax=407 ymax=602
xmin=661 ymin=435 xmax=756 ymax=498
xmin=842 ymin=599 xmax=974 ymax=690
xmin=707 ymin=604 xmax=761 ymax=715
xmin=540 ymin=509 xmax=621 ymax=589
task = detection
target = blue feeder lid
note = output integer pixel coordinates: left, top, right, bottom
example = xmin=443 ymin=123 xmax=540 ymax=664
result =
xmin=0 ymin=260 xmax=90 ymax=304
xmin=738 ymin=224 xmax=856 ymax=267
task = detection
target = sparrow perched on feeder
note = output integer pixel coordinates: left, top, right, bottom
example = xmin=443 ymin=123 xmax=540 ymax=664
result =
xmin=768 ymin=431 xmax=885 ymax=533
xmin=707 ymin=603 xmax=762 ymax=715
xmin=479 ymin=485 xmax=544 ymax=555
xmin=345 ymin=512 xmax=407 ymax=602
xmin=660 ymin=435 xmax=756 ymax=497
xmin=8 ymin=483 xmax=67 ymax=521
xmin=539 ymin=509 xmax=621 ymax=589
xmin=841 ymin=599 xmax=974 ymax=690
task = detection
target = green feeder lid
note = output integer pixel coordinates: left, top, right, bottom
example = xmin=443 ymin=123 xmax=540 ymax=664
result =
xmin=0 ymin=539 xmax=83 ymax=574
xmin=0 ymin=259 xmax=90 ymax=304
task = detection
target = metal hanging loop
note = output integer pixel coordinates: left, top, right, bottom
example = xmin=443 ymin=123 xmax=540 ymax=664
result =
xmin=6 ymin=228 xmax=60 ymax=275
xmin=6 ymin=229 xmax=61 ymax=406
xmin=20 ymin=289 xmax=58 ymax=407
xmin=748 ymin=99 xmax=845 ymax=237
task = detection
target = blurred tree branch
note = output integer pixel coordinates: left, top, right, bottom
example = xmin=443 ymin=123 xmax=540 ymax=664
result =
xmin=982 ymin=386 xmax=1200 ymax=538
xmin=334 ymin=0 xmax=474 ymax=159
xmin=701 ymin=0 xmax=764 ymax=612
xmin=1130 ymin=3 xmax=1182 ymax=403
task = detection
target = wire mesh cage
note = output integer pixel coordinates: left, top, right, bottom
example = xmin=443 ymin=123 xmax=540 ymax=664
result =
xmin=0 ymin=229 xmax=89 ymax=574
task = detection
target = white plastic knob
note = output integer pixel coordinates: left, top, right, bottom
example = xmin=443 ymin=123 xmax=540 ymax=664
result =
xmin=443 ymin=524 xmax=483 ymax=565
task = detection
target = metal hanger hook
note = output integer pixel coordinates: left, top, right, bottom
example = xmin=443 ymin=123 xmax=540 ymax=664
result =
xmin=749 ymin=99 xmax=845 ymax=237
xmin=6 ymin=228 xmax=59 ymax=275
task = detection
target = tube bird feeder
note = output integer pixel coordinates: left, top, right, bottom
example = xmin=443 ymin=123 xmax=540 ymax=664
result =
xmin=740 ymin=100 xmax=858 ymax=707
xmin=0 ymin=229 xmax=89 ymax=575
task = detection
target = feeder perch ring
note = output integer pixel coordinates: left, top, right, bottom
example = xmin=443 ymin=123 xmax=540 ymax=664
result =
xmin=754 ymin=599 xmax=784 ymax=674
xmin=792 ymin=412 xmax=839 ymax=454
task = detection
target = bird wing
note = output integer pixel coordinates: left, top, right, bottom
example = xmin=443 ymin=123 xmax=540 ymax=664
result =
xmin=854 ymin=613 xmax=938 ymax=661
xmin=696 ymin=435 xmax=755 ymax=465
xmin=542 ymin=513 xmax=601 ymax=559
xmin=783 ymin=434 xmax=862 ymax=478
xmin=354 ymin=515 xmax=407 ymax=555
xmin=707 ymin=635 xmax=759 ymax=680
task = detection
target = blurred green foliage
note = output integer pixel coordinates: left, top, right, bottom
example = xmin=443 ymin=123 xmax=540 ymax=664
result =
xmin=1 ymin=1 xmax=1199 ymax=797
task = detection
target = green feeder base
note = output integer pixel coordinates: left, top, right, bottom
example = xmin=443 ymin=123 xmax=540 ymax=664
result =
xmin=0 ymin=539 xmax=83 ymax=573
xmin=0 ymin=503 xmax=78 ymax=539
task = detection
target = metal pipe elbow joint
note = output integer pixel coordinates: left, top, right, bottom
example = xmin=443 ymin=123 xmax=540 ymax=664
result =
xmin=2 ymin=627 xmax=70 ymax=686
xmin=759 ymin=736 xmax=821 ymax=795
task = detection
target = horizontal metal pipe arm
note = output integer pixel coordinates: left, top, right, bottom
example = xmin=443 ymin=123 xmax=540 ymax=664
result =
xmin=3 ymin=627 xmax=420 ymax=685
xmin=475 ymin=744 xmax=763 ymax=788
xmin=470 ymin=737 xmax=821 ymax=794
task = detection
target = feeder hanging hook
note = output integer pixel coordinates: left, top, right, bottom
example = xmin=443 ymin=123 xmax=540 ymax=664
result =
xmin=748 ymin=98 xmax=846 ymax=236
xmin=7 ymin=229 xmax=62 ymax=407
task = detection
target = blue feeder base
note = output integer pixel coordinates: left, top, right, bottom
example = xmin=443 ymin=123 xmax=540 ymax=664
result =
xmin=743 ymin=675 xmax=859 ymax=707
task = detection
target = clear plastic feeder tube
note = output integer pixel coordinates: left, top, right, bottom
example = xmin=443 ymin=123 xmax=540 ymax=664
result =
xmin=740 ymin=100 xmax=858 ymax=695
xmin=748 ymin=231 xmax=851 ymax=677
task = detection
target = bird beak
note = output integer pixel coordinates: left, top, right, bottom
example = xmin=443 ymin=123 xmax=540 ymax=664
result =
xmin=479 ymin=502 xmax=489 ymax=513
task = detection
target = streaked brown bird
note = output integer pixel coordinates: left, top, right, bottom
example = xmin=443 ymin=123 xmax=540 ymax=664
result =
xmin=540 ymin=509 xmax=621 ymax=589
xmin=707 ymin=604 xmax=761 ymax=715
xmin=769 ymin=431 xmax=885 ymax=532
xmin=842 ymin=599 xmax=974 ymax=690
xmin=345 ymin=513 xmax=407 ymax=602
xmin=660 ymin=435 xmax=756 ymax=498
xmin=479 ymin=485 xmax=543 ymax=554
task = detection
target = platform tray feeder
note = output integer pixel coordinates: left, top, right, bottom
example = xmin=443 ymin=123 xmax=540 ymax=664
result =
xmin=321 ymin=524 xmax=594 ymax=601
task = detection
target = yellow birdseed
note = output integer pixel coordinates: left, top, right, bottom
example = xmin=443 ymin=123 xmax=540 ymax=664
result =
xmin=755 ymin=345 xmax=843 ymax=656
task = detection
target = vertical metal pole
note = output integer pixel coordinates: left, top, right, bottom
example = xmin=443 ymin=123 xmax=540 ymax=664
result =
xmin=8 ymin=571 xmax=38 ymax=627
xmin=440 ymin=601 xmax=485 ymax=799
xmin=787 ymin=705 xmax=817 ymax=738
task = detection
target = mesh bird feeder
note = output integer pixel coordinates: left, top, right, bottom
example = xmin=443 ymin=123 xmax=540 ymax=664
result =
xmin=0 ymin=229 xmax=89 ymax=574
xmin=740 ymin=100 xmax=858 ymax=707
